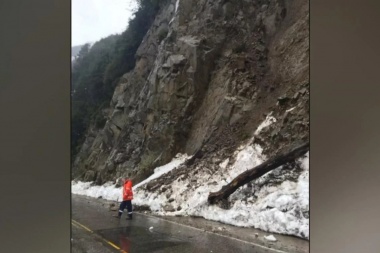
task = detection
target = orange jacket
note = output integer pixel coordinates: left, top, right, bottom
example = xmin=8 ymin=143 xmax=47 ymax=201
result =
xmin=123 ymin=180 xmax=133 ymax=201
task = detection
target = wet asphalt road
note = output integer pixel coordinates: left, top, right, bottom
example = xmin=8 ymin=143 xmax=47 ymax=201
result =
xmin=72 ymin=194 xmax=305 ymax=253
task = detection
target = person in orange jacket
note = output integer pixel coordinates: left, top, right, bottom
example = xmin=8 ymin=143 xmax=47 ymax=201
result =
xmin=113 ymin=178 xmax=134 ymax=220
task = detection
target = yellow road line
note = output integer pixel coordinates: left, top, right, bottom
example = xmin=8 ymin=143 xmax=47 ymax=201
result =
xmin=105 ymin=240 xmax=124 ymax=251
xmin=72 ymin=219 xmax=93 ymax=233
xmin=71 ymin=219 xmax=127 ymax=253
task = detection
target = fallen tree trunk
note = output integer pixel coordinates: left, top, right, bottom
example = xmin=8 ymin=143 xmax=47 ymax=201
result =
xmin=208 ymin=142 xmax=309 ymax=204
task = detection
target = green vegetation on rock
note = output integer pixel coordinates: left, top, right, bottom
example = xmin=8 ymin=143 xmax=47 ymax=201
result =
xmin=71 ymin=0 xmax=166 ymax=162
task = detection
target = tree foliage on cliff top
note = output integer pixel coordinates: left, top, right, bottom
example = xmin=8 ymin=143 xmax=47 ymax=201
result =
xmin=71 ymin=0 xmax=166 ymax=162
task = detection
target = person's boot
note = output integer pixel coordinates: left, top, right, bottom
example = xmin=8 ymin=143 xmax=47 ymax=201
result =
xmin=113 ymin=214 xmax=121 ymax=219
xmin=126 ymin=214 xmax=132 ymax=220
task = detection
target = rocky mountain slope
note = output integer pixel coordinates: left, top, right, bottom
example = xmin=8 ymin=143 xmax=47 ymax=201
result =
xmin=72 ymin=0 xmax=309 ymax=238
xmin=73 ymin=0 xmax=308 ymax=182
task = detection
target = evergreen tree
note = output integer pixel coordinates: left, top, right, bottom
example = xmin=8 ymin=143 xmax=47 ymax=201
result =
xmin=71 ymin=0 xmax=166 ymax=161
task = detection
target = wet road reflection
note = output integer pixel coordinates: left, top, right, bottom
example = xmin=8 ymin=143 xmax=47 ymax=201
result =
xmin=96 ymin=225 xmax=189 ymax=252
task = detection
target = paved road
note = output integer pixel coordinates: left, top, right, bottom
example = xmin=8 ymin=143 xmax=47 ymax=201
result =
xmin=72 ymin=221 xmax=116 ymax=253
xmin=72 ymin=194 xmax=308 ymax=253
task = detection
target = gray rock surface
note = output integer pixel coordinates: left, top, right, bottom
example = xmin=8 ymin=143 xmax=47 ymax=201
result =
xmin=73 ymin=0 xmax=309 ymax=188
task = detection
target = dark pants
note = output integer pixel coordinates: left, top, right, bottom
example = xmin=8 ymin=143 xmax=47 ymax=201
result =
xmin=118 ymin=200 xmax=133 ymax=218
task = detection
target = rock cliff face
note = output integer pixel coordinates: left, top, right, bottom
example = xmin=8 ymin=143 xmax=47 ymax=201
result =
xmin=73 ymin=0 xmax=309 ymax=187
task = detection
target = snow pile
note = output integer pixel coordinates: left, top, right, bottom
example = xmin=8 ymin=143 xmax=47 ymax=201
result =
xmin=71 ymin=181 xmax=121 ymax=201
xmin=141 ymin=151 xmax=309 ymax=238
xmin=71 ymin=115 xmax=309 ymax=239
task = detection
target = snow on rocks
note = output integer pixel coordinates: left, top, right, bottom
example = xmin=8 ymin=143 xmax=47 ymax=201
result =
xmin=254 ymin=113 xmax=277 ymax=136
xmin=133 ymin=153 xmax=190 ymax=189
xmin=175 ymin=0 xmax=180 ymax=13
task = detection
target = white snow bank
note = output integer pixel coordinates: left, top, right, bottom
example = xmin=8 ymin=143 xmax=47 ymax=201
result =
xmin=71 ymin=181 xmax=121 ymax=201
